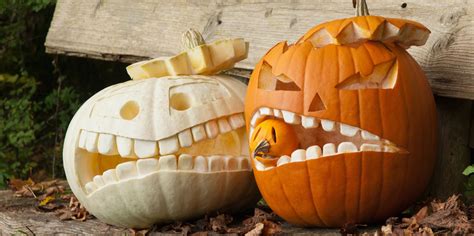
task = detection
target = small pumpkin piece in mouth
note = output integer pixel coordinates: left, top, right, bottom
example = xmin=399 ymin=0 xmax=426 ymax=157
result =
xmin=250 ymin=119 xmax=298 ymax=165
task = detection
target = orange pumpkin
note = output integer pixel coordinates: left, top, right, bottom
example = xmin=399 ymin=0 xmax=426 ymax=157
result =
xmin=250 ymin=119 xmax=299 ymax=167
xmin=244 ymin=0 xmax=437 ymax=227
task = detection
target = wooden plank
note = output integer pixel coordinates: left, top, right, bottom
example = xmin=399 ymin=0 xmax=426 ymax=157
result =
xmin=0 ymin=190 xmax=128 ymax=235
xmin=45 ymin=0 xmax=474 ymax=100
xmin=428 ymin=97 xmax=472 ymax=199
xmin=470 ymin=105 xmax=474 ymax=149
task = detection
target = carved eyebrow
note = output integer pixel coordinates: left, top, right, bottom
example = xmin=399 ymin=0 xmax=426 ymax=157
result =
xmin=258 ymin=62 xmax=301 ymax=91
xmin=336 ymin=59 xmax=398 ymax=90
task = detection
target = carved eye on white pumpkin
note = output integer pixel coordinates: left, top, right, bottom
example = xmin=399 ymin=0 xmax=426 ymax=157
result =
xmin=257 ymin=62 xmax=301 ymax=91
xmin=119 ymin=100 xmax=140 ymax=120
xmin=169 ymin=80 xmax=230 ymax=112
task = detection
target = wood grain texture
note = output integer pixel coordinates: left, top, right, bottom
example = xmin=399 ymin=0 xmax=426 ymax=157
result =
xmin=44 ymin=0 xmax=474 ymax=99
xmin=0 ymin=191 xmax=128 ymax=235
xmin=429 ymin=97 xmax=472 ymax=199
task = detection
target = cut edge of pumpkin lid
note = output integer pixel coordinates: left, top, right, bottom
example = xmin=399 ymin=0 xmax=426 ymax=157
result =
xmin=126 ymin=29 xmax=249 ymax=80
xmin=296 ymin=15 xmax=430 ymax=48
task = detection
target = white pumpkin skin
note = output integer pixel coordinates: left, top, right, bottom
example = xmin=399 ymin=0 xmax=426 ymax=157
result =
xmin=63 ymin=75 xmax=259 ymax=228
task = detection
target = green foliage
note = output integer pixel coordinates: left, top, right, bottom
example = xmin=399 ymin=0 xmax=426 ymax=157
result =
xmin=0 ymin=74 xmax=40 ymax=186
xmin=0 ymin=0 xmax=129 ymax=188
xmin=0 ymin=73 xmax=80 ymax=188
xmin=0 ymin=0 xmax=82 ymax=188
xmin=0 ymin=0 xmax=56 ymax=74
xmin=462 ymin=165 xmax=474 ymax=201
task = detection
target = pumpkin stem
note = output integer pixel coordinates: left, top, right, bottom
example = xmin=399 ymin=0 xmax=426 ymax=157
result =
xmin=353 ymin=0 xmax=370 ymax=16
xmin=181 ymin=28 xmax=206 ymax=50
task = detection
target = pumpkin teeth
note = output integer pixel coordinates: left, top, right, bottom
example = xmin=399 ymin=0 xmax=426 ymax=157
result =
xmin=78 ymin=113 xmax=249 ymax=194
xmin=77 ymin=113 xmax=245 ymax=158
xmin=250 ymin=107 xmax=405 ymax=171
xmin=83 ymin=154 xmax=251 ymax=195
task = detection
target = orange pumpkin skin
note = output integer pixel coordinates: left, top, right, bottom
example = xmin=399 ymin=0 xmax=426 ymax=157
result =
xmin=245 ymin=16 xmax=437 ymax=227
xmin=250 ymin=119 xmax=299 ymax=166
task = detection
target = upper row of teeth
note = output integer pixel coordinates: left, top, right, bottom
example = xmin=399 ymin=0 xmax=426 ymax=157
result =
xmin=85 ymin=154 xmax=251 ymax=194
xmin=255 ymin=142 xmax=398 ymax=171
xmin=250 ymin=107 xmax=381 ymax=140
xmin=78 ymin=113 xmax=245 ymax=158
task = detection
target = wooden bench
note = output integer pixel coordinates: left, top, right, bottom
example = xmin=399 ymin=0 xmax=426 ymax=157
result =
xmin=45 ymin=0 xmax=472 ymax=203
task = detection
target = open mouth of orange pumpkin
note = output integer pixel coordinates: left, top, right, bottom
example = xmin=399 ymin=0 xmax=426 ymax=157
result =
xmin=75 ymin=113 xmax=250 ymax=195
xmin=249 ymin=107 xmax=407 ymax=171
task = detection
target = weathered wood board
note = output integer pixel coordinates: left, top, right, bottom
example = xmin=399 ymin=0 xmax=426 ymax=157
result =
xmin=45 ymin=0 xmax=474 ymax=100
xmin=429 ymin=97 xmax=472 ymax=199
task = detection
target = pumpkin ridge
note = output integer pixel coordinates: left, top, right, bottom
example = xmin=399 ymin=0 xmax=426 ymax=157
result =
xmin=397 ymin=50 xmax=414 ymax=211
xmin=304 ymin=159 xmax=326 ymax=226
xmin=116 ymin=181 xmax=152 ymax=225
xmin=275 ymin=166 xmax=315 ymax=226
xmin=341 ymin=154 xmax=348 ymax=223
xmin=374 ymin=89 xmax=388 ymax=220
xmin=373 ymin=153 xmax=386 ymax=220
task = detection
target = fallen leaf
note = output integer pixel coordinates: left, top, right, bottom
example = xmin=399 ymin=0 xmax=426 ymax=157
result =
xmin=8 ymin=178 xmax=34 ymax=191
xmin=39 ymin=195 xmax=55 ymax=206
xmin=382 ymin=194 xmax=473 ymax=235
xmin=245 ymin=222 xmax=264 ymax=236
xmin=381 ymin=224 xmax=392 ymax=234
xmin=55 ymin=195 xmax=90 ymax=221
xmin=262 ymin=220 xmax=282 ymax=235
xmin=209 ymin=214 xmax=232 ymax=233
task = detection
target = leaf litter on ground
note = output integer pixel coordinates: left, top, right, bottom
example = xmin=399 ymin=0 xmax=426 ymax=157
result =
xmin=382 ymin=194 xmax=473 ymax=235
xmin=8 ymin=178 xmax=91 ymax=221
xmin=7 ymin=178 xmax=473 ymax=235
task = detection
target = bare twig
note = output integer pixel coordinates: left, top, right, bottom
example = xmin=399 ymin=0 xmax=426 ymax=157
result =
xmin=51 ymin=55 xmax=63 ymax=179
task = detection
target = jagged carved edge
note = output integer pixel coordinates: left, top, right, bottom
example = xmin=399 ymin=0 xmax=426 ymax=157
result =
xmin=126 ymin=38 xmax=249 ymax=80
xmin=298 ymin=16 xmax=430 ymax=48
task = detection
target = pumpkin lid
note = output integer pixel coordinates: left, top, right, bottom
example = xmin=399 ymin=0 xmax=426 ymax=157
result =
xmin=296 ymin=0 xmax=430 ymax=48
xmin=127 ymin=29 xmax=249 ymax=80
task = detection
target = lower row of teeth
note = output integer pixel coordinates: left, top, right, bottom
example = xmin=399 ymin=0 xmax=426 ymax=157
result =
xmin=85 ymin=154 xmax=250 ymax=194
xmin=255 ymin=142 xmax=399 ymax=171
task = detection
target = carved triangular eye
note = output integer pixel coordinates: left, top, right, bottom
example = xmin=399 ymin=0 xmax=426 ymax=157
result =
xmin=336 ymin=59 xmax=397 ymax=90
xmin=308 ymin=93 xmax=325 ymax=112
xmin=258 ymin=62 xmax=301 ymax=91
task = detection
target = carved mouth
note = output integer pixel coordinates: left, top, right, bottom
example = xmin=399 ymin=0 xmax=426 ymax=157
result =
xmin=249 ymin=107 xmax=407 ymax=171
xmin=76 ymin=113 xmax=250 ymax=195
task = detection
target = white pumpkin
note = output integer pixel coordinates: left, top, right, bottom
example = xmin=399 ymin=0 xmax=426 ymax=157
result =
xmin=63 ymin=30 xmax=259 ymax=228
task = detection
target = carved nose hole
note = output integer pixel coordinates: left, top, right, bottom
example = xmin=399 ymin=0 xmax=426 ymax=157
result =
xmin=120 ymin=101 xmax=140 ymax=120
xmin=170 ymin=92 xmax=191 ymax=111
xmin=308 ymin=93 xmax=325 ymax=112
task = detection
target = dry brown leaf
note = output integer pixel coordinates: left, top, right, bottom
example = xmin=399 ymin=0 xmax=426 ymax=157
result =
xmin=8 ymin=178 xmax=34 ymax=190
xmin=381 ymin=224 xmax=392 ymax=234
xmin=55 ymin=195 xmax=90 ymax=221
xmin=209 ymin=214 xmax=232 ymax=232
xmin=129 ymin=228 xmax=149 ymax=236
xmin=382 ymin=194 xmax=473 ymax=235
xmin=13 ymin=179 xmax=65 ymax=199
xmin=245 ymin=222 xmax=264 ymax=236
xmin=262 ymin=219 xmax=282 ymax=235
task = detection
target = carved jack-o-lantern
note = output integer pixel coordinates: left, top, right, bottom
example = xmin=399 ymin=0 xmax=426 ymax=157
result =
xmin=245 ymin=1 xmax=437 ymax=227
xmin=63 ymin=30 xmax=259 ymax=228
